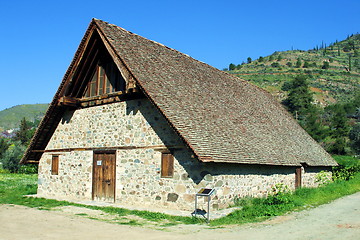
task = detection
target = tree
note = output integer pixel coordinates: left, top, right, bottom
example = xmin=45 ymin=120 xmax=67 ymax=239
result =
xmin=295 ymin=58 xmax=302 ymax=68
xmin=300 ymin=108 xmax=327 ymax=142
xmin=322 ymin=61 xmax=330 ymax=69
xmin=0 ymin=138 xmax=9 ymax=159
xmin=258 ymin=56 xmax=264 ymax=62
xmin=271 ymin=62 xmax=280 ymax=68
xmin=229 ymin=63 xmax=236 ymax=71
xmin=329 ymin=105 xmax=350 ymax=154
xmin=282 ymin=75 xmax=314 ymax=119
xmin=14 ymin=118 xmax=34 ymax=145
xmin=349 ymin=123 xmax=360 ymax=154
xmin=303 ymin=61 xmax=310 ymax=68
xmin=1 ymin=143 xmax=26 ymax=173
xmin=247 ymin=57 xmax=252 ymax=64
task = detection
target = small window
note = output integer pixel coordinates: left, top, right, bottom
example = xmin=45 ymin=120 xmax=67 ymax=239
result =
xmin=161 ymin=152 xmax=174 ymax=178
xmin=51 ymin=155 xmax=59 ymax=175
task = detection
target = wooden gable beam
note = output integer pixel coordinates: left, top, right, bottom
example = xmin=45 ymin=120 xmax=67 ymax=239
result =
xmin=66 ymin=36 xmax=99 ymax=97
xmin=73 ymin=48 xmax=100 ymax=97
xmin=58 ymin=24 xmax=97 ymax=97
xmin=57 ymin=96 xmax=80 ymax=107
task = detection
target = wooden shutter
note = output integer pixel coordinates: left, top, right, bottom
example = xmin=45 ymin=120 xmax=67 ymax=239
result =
xmin=295 ymin=167 xmax=302 ymax=189
xmin=161 ymin=153 xmax=174 ymax=178
xmin=51 ymin=155 xmax=59 ymax=175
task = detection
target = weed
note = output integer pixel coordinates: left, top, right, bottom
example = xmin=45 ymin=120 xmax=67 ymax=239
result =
xmin=315 ymin=171 xmax=332 ymax=185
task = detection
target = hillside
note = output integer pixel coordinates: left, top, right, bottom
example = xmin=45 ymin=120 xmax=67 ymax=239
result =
xmin=0 ymin=104 xmax=48 ymax=131
xmin=228 ymin=34 xmax=360 ymax=106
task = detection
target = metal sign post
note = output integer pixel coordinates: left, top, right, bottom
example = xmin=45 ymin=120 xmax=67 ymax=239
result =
xmin=193 ymin=188 xmax=215 ymax=222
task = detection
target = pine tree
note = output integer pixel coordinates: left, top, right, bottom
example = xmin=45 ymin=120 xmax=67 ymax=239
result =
xmin=329 ymin=106 xmax=350 ymax=154
xmin=14 ymin=118 xmax=33 ymax=145
xmin=282 ymin=75 xmax=313 ymax=119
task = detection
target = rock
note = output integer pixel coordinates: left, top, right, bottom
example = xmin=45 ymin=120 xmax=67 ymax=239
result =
xmin=204 ymin=174 xmax=213 ymax=181
xmin=167 ymin=193 xmax=179 ymax=202
xmin=175 ymin=184 xmax=186 ymax=193
xmin=215 ymin=180 xmax=223 ymax=187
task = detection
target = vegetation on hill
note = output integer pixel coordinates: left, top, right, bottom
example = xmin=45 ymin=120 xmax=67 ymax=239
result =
xmin=227 ymin=33 xmax=360 ymax=105
xmin=0 ymin=104 xmax=48 ymax=131
xmin=226 ymin=34 xmax=360 ymax=156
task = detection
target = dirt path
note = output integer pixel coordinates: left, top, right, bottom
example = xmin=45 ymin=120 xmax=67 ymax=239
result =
xmin=1 ymin=192 xmax=360 ymax=240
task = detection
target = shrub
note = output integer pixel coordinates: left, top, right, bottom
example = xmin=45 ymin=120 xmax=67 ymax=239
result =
xmin=315 ymin=171 xmax=332 ymax=185
xmin=1 ymin=143 xmax=26 ymax=173
xmin=19 ymin=164 xmax=38 ymax=174
xmin=332 ymin=156 xmax=360 ymax=181
xmin=264 ymin=183 xmax=292 ymax=205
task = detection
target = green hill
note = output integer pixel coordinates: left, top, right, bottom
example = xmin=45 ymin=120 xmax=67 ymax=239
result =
xmin=228 ymin=34 xmax=360 ymax=106
xmin=0 ymin=104 xmax=48 ymax=131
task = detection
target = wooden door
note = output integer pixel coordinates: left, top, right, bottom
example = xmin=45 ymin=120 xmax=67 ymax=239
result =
xmin=92 ymin=151 xmax=116 ymax=202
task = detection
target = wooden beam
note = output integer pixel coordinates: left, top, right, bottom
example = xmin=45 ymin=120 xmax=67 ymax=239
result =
xmin=95 ymin=28 xmax=137 ymax=90
xmin=68 ymin=37 xmax=99 ymax=97
xmin=57 ymin=96 xmax=80 ymax=107
xmin=40 ymin=145 xmax=184 ymax=153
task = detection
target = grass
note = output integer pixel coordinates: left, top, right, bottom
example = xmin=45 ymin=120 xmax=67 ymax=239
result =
xmin=0 ymin=173 xmax=202 ymax=226
xmin=1 ymin=159 xmax=360 ymax=227
xmin=211 ymin=166 xmax=360 ymax=226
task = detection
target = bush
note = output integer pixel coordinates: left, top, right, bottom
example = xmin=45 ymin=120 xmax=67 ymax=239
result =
xmin=1 ymin=143 xmax=26 ymax=173
xmin=271 ymin=62 xmax=280 ymax=68
xmin=19 ymin=164 xmax=38 ymax=174
xmin=333 ymin=165 xmax=360 ymax=181
xmin=332 ymin=155 xmax=360 ymax=181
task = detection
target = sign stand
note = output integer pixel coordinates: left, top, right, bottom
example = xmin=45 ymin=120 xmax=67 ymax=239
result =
xmin=192 ymin=188 xmax=215 ymax=222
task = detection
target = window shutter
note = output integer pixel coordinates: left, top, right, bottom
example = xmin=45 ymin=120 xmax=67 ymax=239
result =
xmin=161 ymin=153 xmax=174 ymax=178
xmin=51 ymin=155 xmax=59 ymax=175
xmin=295 ymin=167 xmax=302 ymax=188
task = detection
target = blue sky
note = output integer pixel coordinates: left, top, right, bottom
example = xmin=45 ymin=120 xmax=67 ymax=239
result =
xmin=0 ymin=0 xmax=359 ymax=111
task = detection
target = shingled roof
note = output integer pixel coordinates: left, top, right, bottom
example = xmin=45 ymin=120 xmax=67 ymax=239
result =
xmin=21 ymin=19 xmax=337 ymax=167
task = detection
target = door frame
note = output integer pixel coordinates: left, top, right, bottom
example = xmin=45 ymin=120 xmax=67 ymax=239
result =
xmin=92 ymin=150 xmax=116 ymax=202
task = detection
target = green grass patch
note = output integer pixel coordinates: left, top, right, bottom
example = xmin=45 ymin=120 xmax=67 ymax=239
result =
xmin=2 ymin=167 xmax=360 ymax=227
xmin=211 ymin=172 xmax=360 ymax=226
xmin=0 ymin=173 xmax=202 ymax=226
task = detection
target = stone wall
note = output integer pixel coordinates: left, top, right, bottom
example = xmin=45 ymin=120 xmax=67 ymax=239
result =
xmin=38 ymin=98 xmax=331 ymax=211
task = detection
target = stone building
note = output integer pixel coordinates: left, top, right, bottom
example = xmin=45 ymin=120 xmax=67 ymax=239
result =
xmin=21 ymin=19 xmax=337 ymax=211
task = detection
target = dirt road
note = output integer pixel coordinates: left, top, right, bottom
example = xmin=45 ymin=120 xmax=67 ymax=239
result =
xmin=1 ymin=192 xmax=360 ymax=240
